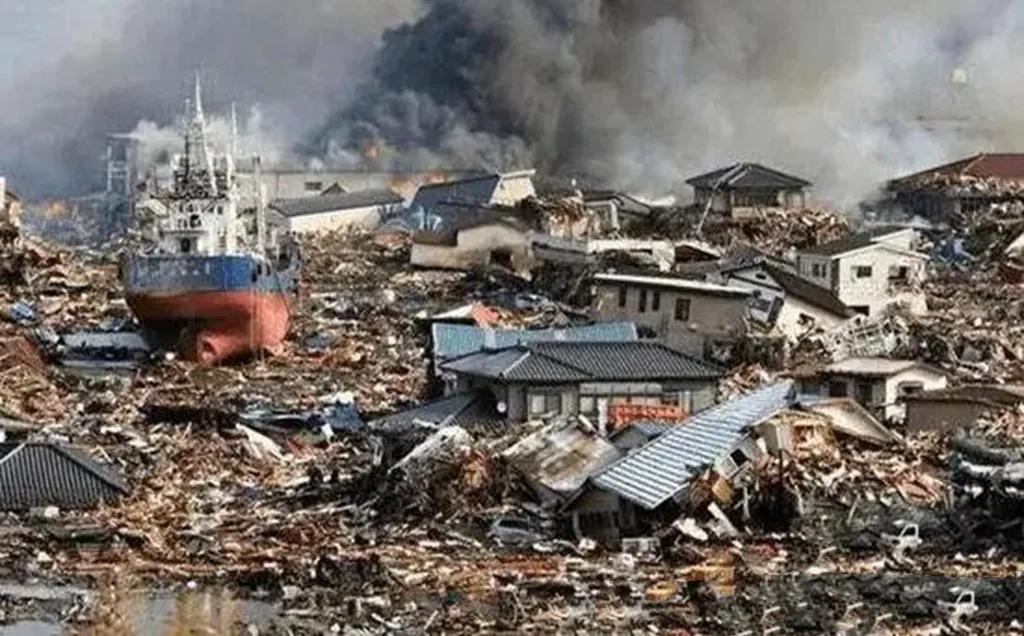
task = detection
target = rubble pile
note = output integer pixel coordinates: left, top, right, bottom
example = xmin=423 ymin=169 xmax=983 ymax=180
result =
xmin=899 ymin=172 xmax=1024 ymax=198
xmin=702 ymin=207 xmax=850 ymax=254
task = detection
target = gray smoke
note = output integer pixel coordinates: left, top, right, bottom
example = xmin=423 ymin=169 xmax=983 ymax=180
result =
xmin=4 ymin=0 xmax=1024 ymax=207
xmin=312 ymin=0 xmax=1023 ymax=206
xmin=0 ymin=0 xmax=420 ymax=199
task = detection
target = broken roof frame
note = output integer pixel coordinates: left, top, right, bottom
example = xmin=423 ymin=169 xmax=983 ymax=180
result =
xmin=589 ymin=380 xmax=795 ymax=511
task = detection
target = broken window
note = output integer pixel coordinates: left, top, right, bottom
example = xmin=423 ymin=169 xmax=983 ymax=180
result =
xmin=854 ymin=266 xmax=873 ymax=278
xmin=898 ymin=381 xmax=924 ymax=397
xmin=179 ymin=239 xmax=192 ymax=254
xmin=828 ymin=380 xmax=847 ymax=397
xmin=638 ymin=288 xmax=648 ymax=313
xmin=730 ymin=448 xmax=750 ymax=468
xmin=675 ymin=298 xmax=691 ymax=321
xmin=889 ymin=265 xmax=910 ymax=281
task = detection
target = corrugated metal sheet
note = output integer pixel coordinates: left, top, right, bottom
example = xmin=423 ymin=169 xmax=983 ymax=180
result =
xmin=0 ymin=443 xmax=127 ymax=510
xmin=592 ymin=381 xmax=794 ymax=510
xmin=432 ymin=321 xmax=637 ymax=360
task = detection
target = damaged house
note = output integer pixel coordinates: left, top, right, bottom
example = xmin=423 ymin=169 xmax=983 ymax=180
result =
xmin=889 ymin=152 xmax=1024 ymax=220
xmin=793 ymin=357 xmax=948 ymax=421
xmin=687 ymin=162 xmax=810 ymax=218
xmin=721 ymin=260 xmax=854 ymax=340
xmin=904 ymin=384 xmax=1024 ymax=433
xmin=796 ymin=226 xmax=928 ymax=316
xmin=409 ymin=169 xmax=536 ymax=214
xmin=0 ymin=443 xmax=127 ymax=510
xmin=590 ymin=273 xmax=751 ymax=358
xmin=440 ymin=341 xmax=723 ymax=427
xmin=410 ymin=211 xmax=533 ymax=273
xmin=267 ymin=189 xmax=404 ymax=234
xmin=567 ymin=381 xmax=795 ymax=545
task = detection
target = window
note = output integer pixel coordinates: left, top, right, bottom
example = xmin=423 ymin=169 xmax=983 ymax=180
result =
xmin=828 ymin=380 xmax=847 ymax=397
xmin=812 ymin=263 xmax=824 ymax=277
xmin=854 ymin=266 xmax=873 ymax=278
xmin=580 ymin=396 xmax=597 ymax=415
xmin=856 ymin=381 xmax=874 ymax=405
xmin=638 ymin=288 xmax=648 ymax=313
xmin=898 ymin=381 xmax=924 ymax=397
xmin=889 ymin=265 xmax=909 ymax=281
xmin=189 ymin=214 xmax=201 ymax=228
xmin=674 ymin=298 xmax=690 ymax=321
xmin=618 ymin=285 xmax=627 ymax=308
xmin=528 ymin=392 xmax=562 ymax=416
xmin=652 ymin=291 xmax=661 ymax=312
xmin=730 ymin=448 xmax=750 ymax=468
xmin=304 ymin=181 xmax=323 ymax=192
xmin=179 ymin=239 xmax=192 ymax=254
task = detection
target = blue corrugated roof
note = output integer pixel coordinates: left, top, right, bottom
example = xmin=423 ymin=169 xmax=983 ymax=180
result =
xmin=0 ymin=443 xmax=127 ymax=510
xmin=432 ymin=322 xmax=638 ymax=361
xmin=592 ymin=381 xmax=795 ymax=510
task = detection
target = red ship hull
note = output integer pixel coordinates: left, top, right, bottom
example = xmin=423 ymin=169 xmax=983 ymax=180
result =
xmin=126 ymin=290 xmax=291 ymax=364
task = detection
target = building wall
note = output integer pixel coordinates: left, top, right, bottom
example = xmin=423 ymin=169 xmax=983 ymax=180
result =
xmin=797 ymin=253 xmax=832 ymax=289
xmin=724 ymin=265 xmax=847 ymax=340
xmin=591 ymin=282 xmax=749 ymax=357
xmin=805 ymin=367 xmax=947 ymax=420
xmin=283 ymin=203 xmax=397 ymax=234
xmin=905 ymin=400 xmax=993 ymax=433
xmin=492 ymin=174 xmax=536 ymax=205
xmin=775 ymin=295 xmax=847 ymax=341
xmin=410 ymin=223 xmax=531 ymax=270
xmin=882 ymin=368 xmax=948 ymax=421
xmin=565 ymin=487 xmax=633 ymax=546
xmin=830 ymin=247 xmax=927 ymax=316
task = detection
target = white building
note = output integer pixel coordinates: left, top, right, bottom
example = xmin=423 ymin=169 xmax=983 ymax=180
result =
xmin=722 ymin=261 xmax=853 ymax=340
xmin=794 ymin=357 xmax=948 ymax=421
xmin=796 ymin=227 xmax=928 ymax=317
xmin=268 ymin=189 xmax=404 ymax=234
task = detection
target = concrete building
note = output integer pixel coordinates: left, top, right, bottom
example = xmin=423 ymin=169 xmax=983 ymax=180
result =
xmin=410 ymin=213 xmax=533 ymax=273
xmin=904 ymin=384 xmax=1024 ymax=433
xmin=591 ymin=273 xmax=751 ymax=358
xmin=267 ymin=189 xmax=404 ymax=234
xmin=440 ymin=341 xmax=723 ymax=427
xmin=796 ymin=227 xmax=928 ymax=317
xmin=889 ymin=153 xmax=1024 ymax=220
xmin=722 ymin=261 xmax=854 ymax=340
xmin=794 ymin=357 xmax=948 ymax=421
xmin=687 ymin=162 xmax=810 ymax=216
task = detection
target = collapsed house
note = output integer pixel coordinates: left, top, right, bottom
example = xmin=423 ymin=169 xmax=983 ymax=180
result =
xmin=590 ymin=272 xmax=751 ymax=358
xmin=410 ymin=211 xmax=533 ymax=273
xmin=409 ymin=169 xmax=537 ymax=215
xmin=439 ymin=341 xmax=724 ymax=426
xmin=687 ymin=162 xmax=811 ymax=217
xmin=566 ymin=381 xmax=795 ymax=544
xmin=796 ymin=226 xmax=928 ymax=316
xmin=267 ymin=189 xmax=404 ymax=233
xmin=889 ymin=152 xmax=1024 ymax=220
xmin=721 ymin=260 xmax=854 ymax=340
xmin=0 ymin=443 xmax=127 ymax=510
xmin=904 ymin=384 xmax=1024 ymax=433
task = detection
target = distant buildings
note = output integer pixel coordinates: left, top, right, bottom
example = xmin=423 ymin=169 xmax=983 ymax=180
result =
xmin=889 ymin=153 xmax=1024 ymax=220
xmin=410 ymin=170 xmax=537 ymax=213
xmin=410 ymin=210 xmax=534 ymax=273
xmin=268 ymin=189 xmax=403 ymax=233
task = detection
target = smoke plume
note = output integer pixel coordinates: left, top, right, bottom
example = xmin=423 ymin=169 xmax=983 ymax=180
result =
xmin=3 ymin=0 xmax=1024 ymax=206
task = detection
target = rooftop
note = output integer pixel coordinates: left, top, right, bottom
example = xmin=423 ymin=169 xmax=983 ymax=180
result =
xmin=0 ymin=443 xmax=128 ymax=510
xmin=441 ymin=341 xmax=724 ymax=383
xmin=824 ymin=357 xmax=946 ymax=378
xmin=903 ymin=384 xmax=1024 ymax=406
xmin=502 ymin=421 xmax=622 ymax=495
xmin=892 ymin=153 xmax=1024 ymax=185
xmin=591 ymin=381 xmax=795 ymax=510
xmin=733 ymin=262 xmax=852 ymax=317
xmin=432 ymin=321 xmax=638 ymax=361
xmin=801 ymin=226 xmax=913 ymax=257
xmin=369 ymin=390 xmax=504 ymax=435
xmin=271 ymin=189 xmax=403 ymax=218
xmin=593 ymin=273 xmax=752 ymax=297
xmin=686 ymin=162 xmax=811 ymax=191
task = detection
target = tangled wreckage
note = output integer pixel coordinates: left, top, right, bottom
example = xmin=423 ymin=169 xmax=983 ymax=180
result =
xmin=5 ymin=134 xmax=1024 ymax=632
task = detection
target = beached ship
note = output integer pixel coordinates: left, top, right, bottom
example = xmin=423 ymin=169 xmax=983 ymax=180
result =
xmin=120 ymin=78 xmax=299 ymax=364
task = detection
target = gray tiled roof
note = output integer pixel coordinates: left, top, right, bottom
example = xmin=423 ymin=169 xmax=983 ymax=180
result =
xmin=411 ymin=175 xmax=501 ymax=209
xmin=747 ymin=263 xmax=852 ymax=317
xmin=686 ymin=163 xmax=811 ymax=190
xmin=591 ymin=381 xmax=794 ymax=510
xmin=441 ymin=341 xmax=723 ymax=383
xmin=432 ymin=322 xmax=638 ymax=361
xmin=0 ymin=443 xmax=128 ymax=510
xmin=271 ymin=189 xmax=403 ymax=218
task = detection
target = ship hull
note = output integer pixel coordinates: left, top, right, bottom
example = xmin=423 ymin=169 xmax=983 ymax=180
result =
xmin=121 ymin=254 xmax=298 ymax=364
